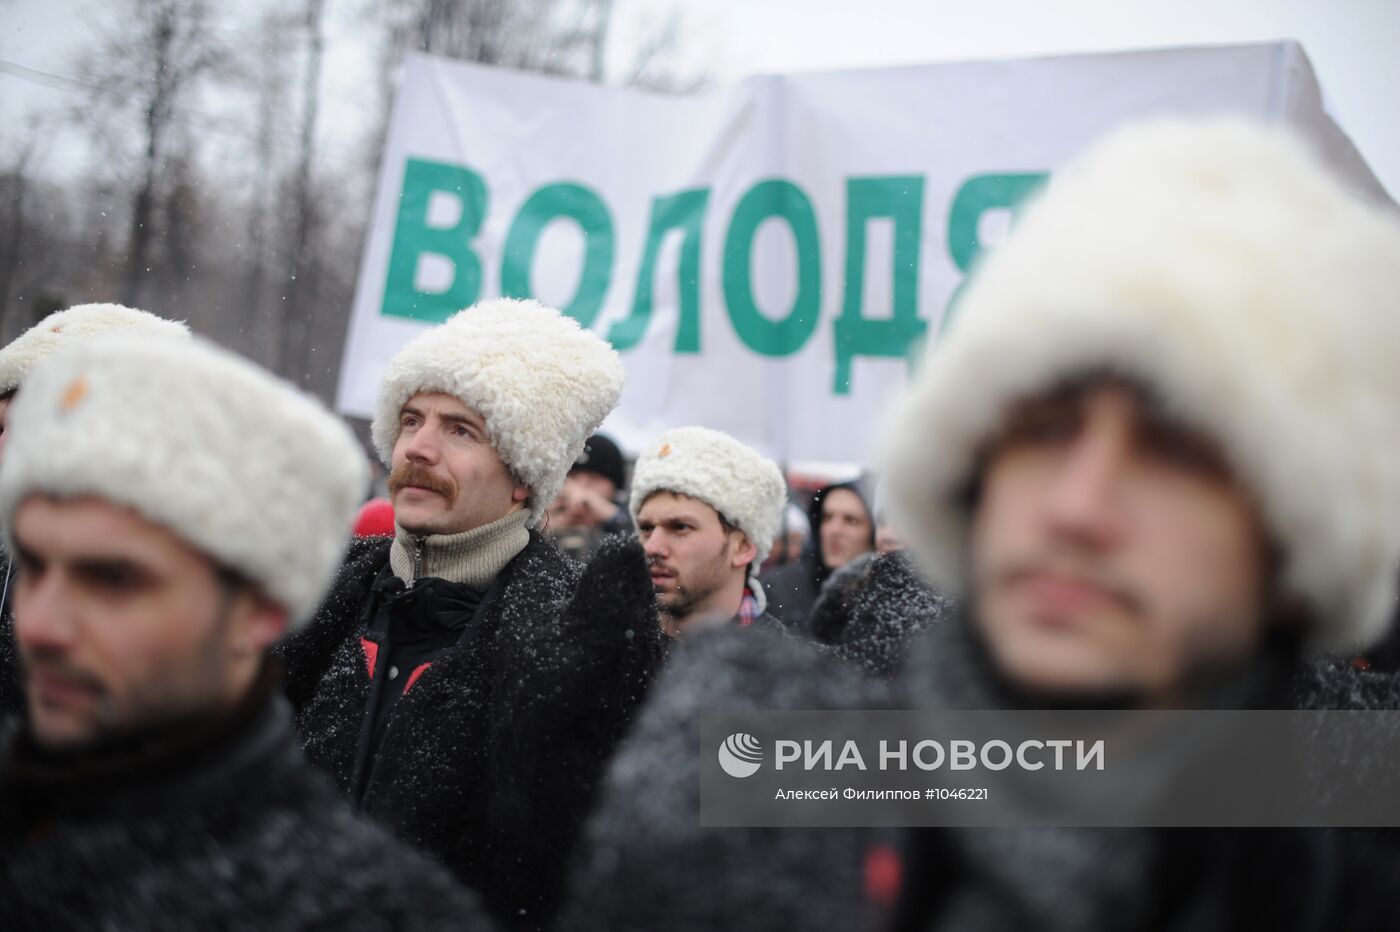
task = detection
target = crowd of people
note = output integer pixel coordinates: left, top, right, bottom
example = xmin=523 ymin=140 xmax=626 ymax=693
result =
xmin=1 ymin=116 xmax=1399 ymax=930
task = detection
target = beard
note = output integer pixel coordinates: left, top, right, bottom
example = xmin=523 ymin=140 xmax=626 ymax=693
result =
xmin=21 ymin=590 xmax=240 ymax=751
xmin=650 ymin=540 xmax=732 ymax=622
xmin=661 ymin=580 xmax=719 ymax=621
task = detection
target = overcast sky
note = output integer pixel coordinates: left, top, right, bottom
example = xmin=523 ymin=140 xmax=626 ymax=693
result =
xmin=641 ymin=0 xmax=1400 ymax=197
xmin=3 ymin=0 xmax=1397 ymax=196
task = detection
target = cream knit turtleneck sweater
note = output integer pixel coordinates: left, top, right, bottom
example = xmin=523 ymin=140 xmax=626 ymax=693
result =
xmin=388 ymin=509 xmax=531 ymax=588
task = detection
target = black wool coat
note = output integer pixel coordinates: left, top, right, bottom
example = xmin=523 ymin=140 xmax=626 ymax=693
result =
xmin=886 ymin=621 xmax=1400 ymax=932
xmin=559 ymin=624 xmax=889 ymax=932
xmin=0 ymin=689 xmax=495 ymax=932
xmin=759 ymin=550 xmax=823 ymax=631
xmin=563 ymin=609 xmax=1400 ymax=932
xmin=279 ymin=531 xmax=664 ymax=932
xmin=807 ymin=550 xmax=957 ymax=678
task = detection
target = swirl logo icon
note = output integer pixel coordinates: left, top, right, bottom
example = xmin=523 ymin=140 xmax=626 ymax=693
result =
xmin=717 ymin=733 xmax=764 ymax=778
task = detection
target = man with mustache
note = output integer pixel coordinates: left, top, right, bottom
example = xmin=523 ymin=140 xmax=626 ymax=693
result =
xmin=0 ymin=336 xmax=496 ymax=930
xmin=629 ymin=426 xmax=787 ymax=637
xmin=280 ymin=297 xmax=664 ymax=932
xmin=0 ymin=304 xmax=191 ymax=717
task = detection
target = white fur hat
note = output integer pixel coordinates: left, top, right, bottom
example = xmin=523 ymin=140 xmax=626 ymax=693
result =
xmin=0 ymin=303 xmax=191 ymax=395
xmin=0 ymin=336 xmax=368 ymax=627
xmin=371 ymin=298 xmax=624 ymax=523
xmin=881 ymin=118 xmax=1400 ymax=652
xmin=630 ymin=426 xmax=787 ymax=567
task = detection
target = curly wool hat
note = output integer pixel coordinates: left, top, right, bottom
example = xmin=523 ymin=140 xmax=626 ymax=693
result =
xmin=630 ymin=426 xmax=787 ymax=567
xmin=881 ymin=117 xmax=1400 ymax=652
xmin=0 ymin=336 xmax=368 ymax=627
xmin=0 ymin=303 xmax=191 ymax=395
xmin=371 ymin=298 xmax=624 ymax=523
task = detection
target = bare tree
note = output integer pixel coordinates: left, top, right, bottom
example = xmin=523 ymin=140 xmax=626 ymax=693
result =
xmin=364 ymin=0 xmax=620 ymax=153
xmin=0 ymin=132 xmax=37 ymax=329
xmin=381 ymin=0 xmax=595 ymax=69
xmin=276 ymin=0 xmax=329 ymax=384
xmin=154 ymin=146 xmax=207 ymax=308
xmin=0 ymin=166 xmax=106 ymax=340
xmin=74 ymin=0 xmax=229 ymax=306
xmin=234 ymin=8 xmax=297 ymax=366
xmin=3 ymin=0 xmax=705 ymax=407
xmin=619 ymin=6 xmax=707 ymax=94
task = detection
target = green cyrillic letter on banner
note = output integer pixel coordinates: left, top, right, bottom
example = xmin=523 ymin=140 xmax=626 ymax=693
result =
xmin=382 ymin=158 xmax=488 ymax=323
xmin=832 ymin=175 xmax=927 ymax=394
xmin=943 ymin=172 xmax=1047 ymax=328
xmin=723 ymin=179 xmax=822 ymax=357
xmin=609 ymin=189 xmax=710 ymax=352
xmin=501 ymin=182 xmax=615 ymax=329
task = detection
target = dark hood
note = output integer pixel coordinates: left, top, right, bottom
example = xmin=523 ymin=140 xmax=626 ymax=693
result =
xmin=804 ymin=478 xmax=878 ymax=579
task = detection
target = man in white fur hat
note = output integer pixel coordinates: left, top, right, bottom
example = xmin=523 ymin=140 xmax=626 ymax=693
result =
xmin=869 ymin=118 xmax=1400 ymax=929
xmin=0 ymin=336 xmax=497 ymax=930
xmin=629 ymin=426 xmax=787 ymax=636
xmin=881 ymin=118 xmax=1400 ymax=707
xmin=0 ymin=303 xmax=192 ymax=717
xmin=562 ymin=119 xmax=1400 ymax=930
xmin=280 ymin=297 xmax=664 ymax=932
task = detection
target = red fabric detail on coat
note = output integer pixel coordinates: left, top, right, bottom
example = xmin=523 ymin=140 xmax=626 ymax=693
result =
xmin=865 ymin=843 xmax=903 ymax=908
xmin=360 ymin=638 xmax=379 ymax=680
xmin=404 ymin=663 xmax=432 ymax=694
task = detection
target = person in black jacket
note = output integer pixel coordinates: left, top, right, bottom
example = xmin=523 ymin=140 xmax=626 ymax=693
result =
xmin=0 ymin=335 xmax=495 ymax=931
xmin=628 ymin=426 xmax=789 ymax=636
xmin=760 ymin=478 xmax=876 ymax=631
xmin=0 ymin=303 xmax=191 ymax=718
xmin=545 ymin=432 xmax=635 ymax=560
xmin=279 ymin=297 xmax=665 ymax=931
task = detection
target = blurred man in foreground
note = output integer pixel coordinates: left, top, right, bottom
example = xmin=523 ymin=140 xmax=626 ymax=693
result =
xmin=0 ymin=303 xmax=191 ymax=717
xmin=0 ymin=336 xmax=495 ymax=930
xmin=877 ymin=117 xmax=1400 ymax=929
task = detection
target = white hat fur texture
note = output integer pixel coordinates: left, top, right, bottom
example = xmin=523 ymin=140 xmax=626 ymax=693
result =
xmin=0 ymin=335 xmax=369 ymax=627
xmin=630 ymin=426 xmax=787 ymax=568
xmin=881 ymin=117 xmax=1400 ymax=652
xmin=0 ymin=303 xmax=192 ymax=395
xmin=371 ymin=298 xmax=624 ymax=524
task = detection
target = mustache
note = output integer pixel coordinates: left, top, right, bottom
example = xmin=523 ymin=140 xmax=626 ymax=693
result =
xmin=388 ymin=462 xmax=456 ymax=502
xmin=22 ymin=648 xmax=107 ymax=696
xmin=646 ymin=555 xmax=677 ymax=576
xmin=985 ymin=554 xmax=1145 ymax=615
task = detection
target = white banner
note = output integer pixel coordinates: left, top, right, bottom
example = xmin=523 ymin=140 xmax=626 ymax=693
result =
xmin=336 ymin=41 xmax=1384 ymax=465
